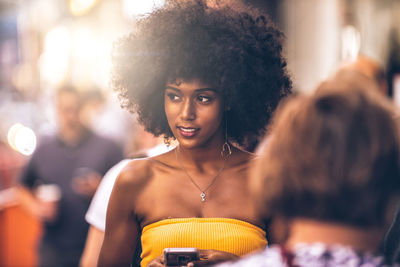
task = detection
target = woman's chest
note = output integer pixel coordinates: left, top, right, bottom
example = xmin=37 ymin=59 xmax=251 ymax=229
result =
xmin=134 ymin=170 xmax=260 ymax=228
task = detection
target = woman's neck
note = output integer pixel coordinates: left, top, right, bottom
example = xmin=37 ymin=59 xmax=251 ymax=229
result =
xmin=176 ymin=132 xmax=227 ymax=160
xmin=176 ymin=144 xmax=226 ymax=170
xmin=285 ymin=218 xmax=384 ymax=252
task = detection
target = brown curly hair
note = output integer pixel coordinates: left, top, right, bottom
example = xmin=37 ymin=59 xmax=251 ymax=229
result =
xmin=254 ymin=71 xmax=400 ymax=227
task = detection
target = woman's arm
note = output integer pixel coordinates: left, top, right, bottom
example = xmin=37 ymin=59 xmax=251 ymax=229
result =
xmin=98 ymin=162 xmax=146 ymax=267
xmin=80 ymin=226 xmax=104 ymax=267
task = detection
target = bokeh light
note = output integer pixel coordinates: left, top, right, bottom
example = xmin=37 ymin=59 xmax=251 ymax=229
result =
xmin=7 ymin=123 xmax=37 ymax=156
xmin=7 ymin=123 xmax=24 ymax=151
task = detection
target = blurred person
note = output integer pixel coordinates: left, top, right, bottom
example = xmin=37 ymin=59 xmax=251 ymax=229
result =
xmin=98 ymin=1 xmax=292 ymax=266
xmin=217 ymin=71 xmax=400 ymax=266
xmin=80 ymin=126 xmax=170 ymax=267
xmin=0 ymin=140 xmax=25 ymax=191
xmin=338 ymin=56 xmax=400 ymax=260
xmin=0 ymin=139 xmax=40 ymax=267
xmin=18 ymin=86 xmax=123 ymax=267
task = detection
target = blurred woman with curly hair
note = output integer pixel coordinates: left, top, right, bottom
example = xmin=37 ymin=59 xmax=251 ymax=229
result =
xmin=98 ymin=1 xmax=291 ymax=266
xmin=217 ymin=71 xmax=400 ymax=267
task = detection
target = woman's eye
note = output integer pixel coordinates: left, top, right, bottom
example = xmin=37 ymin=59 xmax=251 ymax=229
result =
xmin=167 ymin=93 xmax=180 ymax=101
xmin=197 ymin=95 xmax=212 ymax=103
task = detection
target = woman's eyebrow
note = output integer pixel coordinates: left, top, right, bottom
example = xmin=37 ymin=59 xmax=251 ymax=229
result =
xmin=165 ymin=86 xmax=217 ymax=93
xmin=195 ymin=88 xmax=217 ymax=93
xmin=165 ymin=85 xmax=180 ymax=92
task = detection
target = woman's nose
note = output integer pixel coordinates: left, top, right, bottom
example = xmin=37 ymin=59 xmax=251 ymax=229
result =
xmin=181 ymin=99 xmax=196 ymax=121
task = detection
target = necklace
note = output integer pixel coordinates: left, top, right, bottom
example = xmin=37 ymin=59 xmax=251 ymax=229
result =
xmin=175 ymin=148 xmax=228 ymax=202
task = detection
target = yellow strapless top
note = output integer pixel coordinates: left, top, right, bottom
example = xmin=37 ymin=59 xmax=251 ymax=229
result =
xmin=140 ymin=217 xmax=268 ymax=267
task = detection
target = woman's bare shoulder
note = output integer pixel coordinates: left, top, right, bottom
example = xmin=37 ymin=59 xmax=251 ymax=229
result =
xmin=116 ymin=150 xmax=176 ymax=186
xmin=230 ymin=146 xmax=257 ymax=166
xmin=115 ymin=158 xmax=155 ymax=188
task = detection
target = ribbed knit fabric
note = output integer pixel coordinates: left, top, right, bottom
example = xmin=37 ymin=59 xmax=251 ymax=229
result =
xmin=140 ymin=217 xmax=268 ymax=267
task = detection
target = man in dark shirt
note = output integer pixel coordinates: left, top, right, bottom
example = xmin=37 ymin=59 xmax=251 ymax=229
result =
xmin=19 ymin=86 xmax=123 ymax=267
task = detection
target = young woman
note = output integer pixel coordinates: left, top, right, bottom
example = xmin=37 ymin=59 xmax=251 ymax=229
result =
xmin=98 ymin=1 xmax=291 ymax=266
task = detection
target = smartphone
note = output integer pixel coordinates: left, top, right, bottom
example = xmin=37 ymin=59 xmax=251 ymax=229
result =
xmin=163 ymin=248 xmax=200 ymax=266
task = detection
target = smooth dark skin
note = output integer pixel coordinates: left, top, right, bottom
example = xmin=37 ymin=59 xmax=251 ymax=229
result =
xmin=98 ymin=80 xmax=265 ymax=267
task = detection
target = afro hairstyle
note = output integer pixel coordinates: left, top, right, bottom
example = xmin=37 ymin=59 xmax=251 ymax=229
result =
xmin=111 ymin=0 xmax=292 ymax=146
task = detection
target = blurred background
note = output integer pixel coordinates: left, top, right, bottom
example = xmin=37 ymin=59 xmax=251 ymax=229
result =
xmin=1 ymin=0 xmax=400 ymax=266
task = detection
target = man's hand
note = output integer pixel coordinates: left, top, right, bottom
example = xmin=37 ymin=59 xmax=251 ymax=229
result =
xmin=17 ymin=185 xmax=60 ymax=223
xmin=72 ymin=171 xmax=101 ymax=197
xmin=36 ymin=199 xmax=59 ymax=222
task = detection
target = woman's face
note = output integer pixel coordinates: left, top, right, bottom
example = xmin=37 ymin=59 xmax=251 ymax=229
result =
xmin=164 ymin=79 xmax=224 ymax=150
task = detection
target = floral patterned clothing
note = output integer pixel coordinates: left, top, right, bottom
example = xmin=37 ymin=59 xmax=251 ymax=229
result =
xmin=216 ymin=243 xmax=399 ymax=267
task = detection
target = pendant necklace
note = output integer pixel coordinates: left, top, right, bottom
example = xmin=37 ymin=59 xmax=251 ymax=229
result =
xmin=175 ymin=148 xmax=228 ymax=202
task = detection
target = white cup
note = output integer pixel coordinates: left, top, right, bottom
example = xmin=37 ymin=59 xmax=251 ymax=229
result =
xmin=35 ymin=184 xmax=62 ymax=221
xmin=36 ymin=184 xmax=62 ymax=203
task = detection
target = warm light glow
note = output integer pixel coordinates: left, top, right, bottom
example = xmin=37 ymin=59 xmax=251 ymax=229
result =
xmin=341 ymin=25 xmax=361 ymax=61
xmin=123 ymin=0 xmax=165 ymax=18
xmin=70 ymin=27 xmax=97 ymax=87
xmin=67 ymin=25 xmax=113 ymax=88
xmin=7 ymin=123 xmax=37 ymax=156
xmin=69 ymin=0 xmax=98 ymax=16
xmin=73 ymin=27 xmax=94 ymax=60
xmin=39 ymin=26 xmax=70 ymax=86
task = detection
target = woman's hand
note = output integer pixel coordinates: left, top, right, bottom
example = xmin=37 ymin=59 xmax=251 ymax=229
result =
xmin=188 ymin=250 xmax=239 ymax=266
xmin=147 ymin=250 xmax=238 ymax=267
xmin=147 ymin=255 xmax=165 ymax=267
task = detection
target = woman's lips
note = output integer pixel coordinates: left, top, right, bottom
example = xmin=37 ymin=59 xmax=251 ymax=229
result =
xmin=177 ymin=126 xmax=199 ymax=137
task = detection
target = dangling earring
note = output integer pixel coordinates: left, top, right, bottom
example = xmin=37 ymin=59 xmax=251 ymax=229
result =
xmin=221 ymin=114 xmax=232 ymax=157
xmin=164 ymin=136 xmax=171 ymax=147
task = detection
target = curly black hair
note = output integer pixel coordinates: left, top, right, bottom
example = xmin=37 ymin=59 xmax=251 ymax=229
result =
xmin=111 ymin=0 xmax=291 ymax=146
